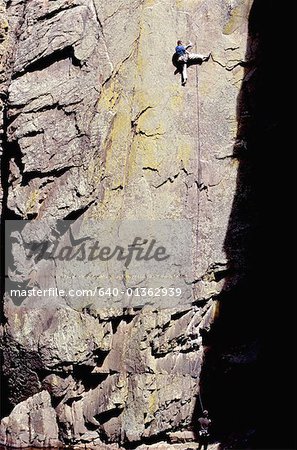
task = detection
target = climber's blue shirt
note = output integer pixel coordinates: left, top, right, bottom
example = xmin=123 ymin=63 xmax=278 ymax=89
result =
xmin=175 ymin=45 xmax=186 ymax=56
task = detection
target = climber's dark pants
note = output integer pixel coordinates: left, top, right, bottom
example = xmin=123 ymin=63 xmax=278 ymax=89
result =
xmin=198 ymin=434 xmax=209 ymax=450
xmin=177 ymin=53 xmax=205 ymax=82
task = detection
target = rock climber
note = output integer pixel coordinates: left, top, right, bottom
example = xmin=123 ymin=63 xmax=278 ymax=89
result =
xmin=174 ymin=40 xmax=210 ymax=86
xmin=198 ymin=410 xmax=211 ymax=450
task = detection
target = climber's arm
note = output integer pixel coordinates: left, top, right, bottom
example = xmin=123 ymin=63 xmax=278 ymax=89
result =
xmin=185 ymin=41 xmax=193 ymax=50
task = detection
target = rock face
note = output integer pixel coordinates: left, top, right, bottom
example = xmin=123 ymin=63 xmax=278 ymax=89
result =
xmin=0 ymin=0 xmax=254 ymax=447
xmin=0 ymin=391 xmax=60 ymax=447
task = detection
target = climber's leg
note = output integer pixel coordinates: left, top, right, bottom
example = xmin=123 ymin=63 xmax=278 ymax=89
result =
xmin=177 ymin=55 xmax=188 ymax=85
xmin=188 ymin=52 xmax=211 ymax=62
xmin=182 ymin=62 xmax=188 ymax=84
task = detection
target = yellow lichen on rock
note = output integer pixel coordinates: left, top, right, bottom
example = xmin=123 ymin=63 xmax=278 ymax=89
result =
xmin=25 ymin=189 xmax=39 ymax=215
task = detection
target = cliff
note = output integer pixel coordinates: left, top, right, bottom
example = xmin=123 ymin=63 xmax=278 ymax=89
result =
xmin=1 ymin=0 xmax=288 ymax=448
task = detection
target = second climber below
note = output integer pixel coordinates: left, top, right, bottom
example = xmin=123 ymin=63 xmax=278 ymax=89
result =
xmin=175 ymin=40 xmax=210 ymax=86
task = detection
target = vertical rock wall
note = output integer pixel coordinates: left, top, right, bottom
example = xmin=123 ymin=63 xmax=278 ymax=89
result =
xmin=0 ymin=0 xmax=253 ymax=447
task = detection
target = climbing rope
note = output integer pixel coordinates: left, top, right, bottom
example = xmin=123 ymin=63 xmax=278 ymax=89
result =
xmin=193 ymin=39 xmax=203 ymax=275
xmin=182 ymin=19 xmax=209 ymax=420
xmin=198 ymin=390 xmax=204 ymax=412
xmin=185 ymin=13 xmax=203 ymax=188
xmin=194 ymin=41 xmax=203 ymax=189
xmin=187 ymin=20 xmax=208 ymax=418
xmin=186 ymin=12 xmax=203 ymax=279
